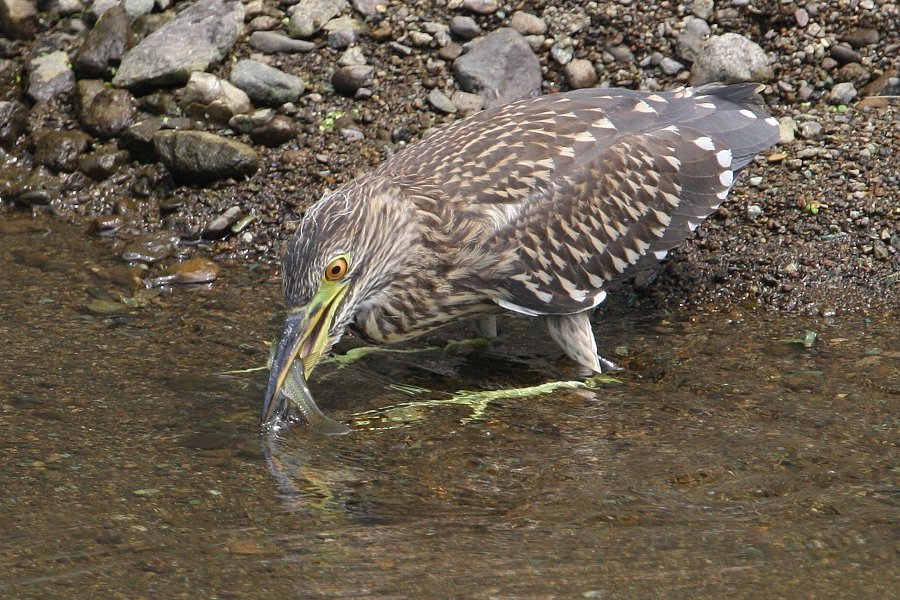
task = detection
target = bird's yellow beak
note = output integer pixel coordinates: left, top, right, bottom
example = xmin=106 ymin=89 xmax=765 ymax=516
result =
xmin=261 ymin=280 xmax=349 ymax=429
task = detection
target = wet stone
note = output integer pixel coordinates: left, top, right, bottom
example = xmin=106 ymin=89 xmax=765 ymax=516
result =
xmin=27 ymin=51 xmax=76 ymax=103
xmin=72 ymin=4 xmax=131 ymax=79
xmin=163 ymin=257 xmax=220 ymax=284
xmin=6 ymin=166 xmax=63 ymax=206
xmin=287 ymin=0 xmax=349 ymax=39
xmin=830 ymin=45 xmax=861 ymax=66
xmin=182 ymin=72 xmax=251 ymax=123
xmin=204 ymin=205 xmax=242 ymax=237
xmin=841 ymin=28 xmax=879 ymax=49
xmin=153 ymin=130 xmax=259 ymax=182
xmin=119 ymin=116 xmax=164 ymax=162
xmin=91 ymin=213 xmax=125 ymax=234
xmin=0 ymin=100 xmax=28 ymax=148
xmin=32 ymin=128 xmax=92 ymax=172
xmin=249 ymin=114 xmax=299 ymax=147
xmin=79 ymin=145 xmax=130 ymax=180
xmin=0 ymin=0 xmax=39 ymax=39
xmin=79 ymin=87 xmax=136 ymax=138
xmin=121 ymin=231 xmax=180 ymax=263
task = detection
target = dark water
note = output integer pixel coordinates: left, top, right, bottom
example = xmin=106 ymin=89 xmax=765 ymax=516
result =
xmin=1 ymin=218 xmax=897 ymax=599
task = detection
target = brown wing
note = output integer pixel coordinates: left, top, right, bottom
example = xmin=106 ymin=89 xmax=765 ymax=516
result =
xmin=382 ymin=84 xmax=779 ymax=315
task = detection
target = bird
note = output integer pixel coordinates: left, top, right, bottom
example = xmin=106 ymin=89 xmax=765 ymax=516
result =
xmin=261 ymin=83 xmax=780 ymax=431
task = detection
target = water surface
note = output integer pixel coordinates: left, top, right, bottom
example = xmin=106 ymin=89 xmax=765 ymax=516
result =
xmin=1 ymin=218 xmax=896 ymax=598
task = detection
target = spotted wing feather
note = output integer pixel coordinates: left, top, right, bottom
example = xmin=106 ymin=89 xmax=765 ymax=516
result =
xmin=382 ymin=84 xmax=778 ymax=315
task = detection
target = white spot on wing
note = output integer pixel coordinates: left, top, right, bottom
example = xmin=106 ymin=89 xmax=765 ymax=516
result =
xmin=719 ymin=170 xmax=734 ymax=187
xmin=662 ymin=155 xmax=681 ymax=169
xmin=765 ymin=117 xmax=779 ymax=127
xmin=653 ymin=250 xmax=669 ymax=260
xmin=739 ymin=109 xmax=758 ymax=119
xmin=693 ymin=136 xmax=715 ymax=151
xmin=716 ymin=149 xmax=733 ymax=168
xmin=634 ymin=100 xmax=656 ymax=114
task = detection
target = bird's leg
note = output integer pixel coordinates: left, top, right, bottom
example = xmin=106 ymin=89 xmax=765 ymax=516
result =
xmin=473 ymin=315 xmax=498 ymax=338
xmin=543 ymin=312 xmax=620 ymax=374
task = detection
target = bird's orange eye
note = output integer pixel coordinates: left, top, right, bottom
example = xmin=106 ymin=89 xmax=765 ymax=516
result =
xmin=324 ymin=257 xmax=349 ymax=281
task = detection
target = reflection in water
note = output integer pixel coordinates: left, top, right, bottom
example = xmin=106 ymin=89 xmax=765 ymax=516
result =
xmin=1 ymin=217 xmax=897 ymax=598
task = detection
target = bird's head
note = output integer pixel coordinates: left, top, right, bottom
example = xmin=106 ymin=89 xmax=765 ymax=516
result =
xmin=260 ymin=184 xmax=418 ymax=428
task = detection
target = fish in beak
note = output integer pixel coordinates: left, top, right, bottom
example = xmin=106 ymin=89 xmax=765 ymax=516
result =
xmin=261 ymin=282 xmax=351 ymax=435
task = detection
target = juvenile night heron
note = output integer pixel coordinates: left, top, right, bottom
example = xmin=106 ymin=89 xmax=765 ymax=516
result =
xmin=262 ymin=83 xmax=780 ymax=431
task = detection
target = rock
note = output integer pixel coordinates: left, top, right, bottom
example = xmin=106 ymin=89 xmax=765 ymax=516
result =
xmin=32 ymin=129 xmax=91 ymax=172
xmin=0 ymin=0 xmax=39 ymax=39
xmin=122 ymin=0 xmax=154 ymax=20
xmin=830 ymin=44 xmax=862 ymax=66
xmin=841 ymin=28 xmax=879 ymax=49
xmin=79 ymin=87 xmax=136 ymax=138
xmin=122 ymin=231 xmax=179 ymax=263
xmin=607 ymin=44 xmax=634 ymax=64
xmin=249 ymin=114 xmax=298 ymax=147
xmin=119 ymin=115 xmax=163 ymax=162
xmin=0 ymin=100 xmax=28 ymax=148
xmin=563 ymin=59 xmax=597 ymax=89
xmin=691 ymin=0 xmax=713 ymax=20
xmin=351 ymin=0 xmax=379 ymax=17
xmin=78 ymin=145 xmax=129 ymax=179
xmin=427 ymin=88 xmax=456 ymax=113
xmin=450 ymin=90 xmax=482 ymax=114
xmin=550 ymin=38 xmax=574 ymax=65
xmin=326 ymin=27 xmax=357 ymax=49
xmin=249 ymin=31 xmax=315 ymax=54
xmin=799 ymin=121 xmax=823 ymax=139
xmin=462 ymin=0 xmax=498 ymax=15
xmin=659 ymin=57 xmax=685 ymax=75
xmin=509 ymin=12 xmax=546 ymax=36
xmin=72 ymin=4 xmax=131 ymax=79
xmin=339 ymin=127 xmax=363 ymax=142
xmin=827 ymin=82 xmax=857 ymax=105
xmin=777 ymin=117 xmax=796 ymax=144
xmin=7 ymin=167 xmax=63 ymax=206
xmin=438 ymin=42 xmax=463 ymax=61
xmin=452 ymin=28 xmax=541 ymax=109
xmin=287 ymin=0 xmax=348 ymax=38
xmin=204 ymin=205 xmax=242 ymax=237
xmin=164 ymin=258 xmax=220 ymax=284
xmin=690 ymin=33 xmax=773 ymax=85
xmin=27 ymin=51 xmax=76 ymax=104
xmin=88 ymin=0 xmax=119 ymax=21
xmin=338 ymin=46 xmax=366 ymax=66
xmin=449 ymin=15 xmax=479 ymax=40
xmin=837 ymin=63 xmax=871 ymax=87
xmin=113 ymin=0 xmax=244 ymax=89
xmin=676 ymin=16 xmax=710 ymax=63
xmin=331 ymin=64 xmax=374 ymax=95
xmin=229 ymin=59 xmax=305 ymax=106
xmin=154 ymin=130 xmax=258 ymax=182
xmin=182 ymin=72 xmax=251 ymax=123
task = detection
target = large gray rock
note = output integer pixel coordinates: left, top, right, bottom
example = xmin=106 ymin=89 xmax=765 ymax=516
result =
xmin=72 ymin=4 xmax=131 ymax=79
xmin=27 ymin=51 xmax=76 ymax=103
xmin=690 ymin=32 xmax=773 ymax=85
xmin=153 ymin=130 xmax=259 ymax=181
xmin=452 ymin=28 xmax=541 ymax=108
xmin=112 ymin=0 xmax=244 ymax=89
xmin=229 ymin=59 xmax=305 ymax=106
xmin=0 ymin=0 xmax=38 ymax=39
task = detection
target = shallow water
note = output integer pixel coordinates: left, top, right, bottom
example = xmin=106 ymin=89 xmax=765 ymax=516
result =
xmin=1 ymin=218 xmax=897 ymax=599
